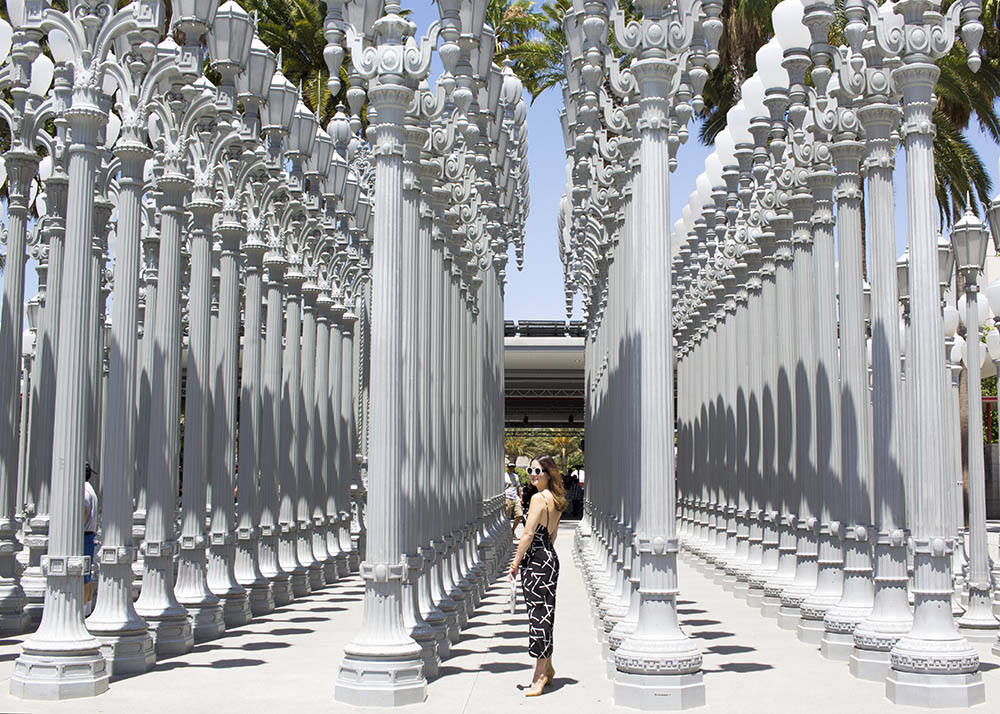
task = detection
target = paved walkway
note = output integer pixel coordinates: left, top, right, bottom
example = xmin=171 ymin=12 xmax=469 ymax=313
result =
xmin=0 ymin=525 xmax=995 ymax=713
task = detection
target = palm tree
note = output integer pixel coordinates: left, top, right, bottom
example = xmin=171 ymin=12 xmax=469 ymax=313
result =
xmin=242 ymin=0 xmax=343 ymax=123
xmin=697 ymin=0 xmax=999 ymax=225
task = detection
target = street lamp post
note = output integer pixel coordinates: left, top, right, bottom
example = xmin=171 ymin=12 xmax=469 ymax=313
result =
xmin=955 ymin=209 xmax=1000 ymax=643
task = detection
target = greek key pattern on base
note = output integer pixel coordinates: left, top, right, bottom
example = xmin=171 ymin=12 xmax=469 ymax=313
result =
xmin=614 ymin=654 xmax=703 ymax=675
xmin=823 ymin=615 xmax=860 ymax=634
xmin=781 ymin=593 xmax=806 ymax=608
xmin=799 ymin=604 xmax=829 ymax=620
xmin=890 ymin=653 xmax=980 ymax=674
xmin=853 ymin=632 xmax=899 ymax=651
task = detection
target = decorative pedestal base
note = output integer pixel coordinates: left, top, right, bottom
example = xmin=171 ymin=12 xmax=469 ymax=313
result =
xmin=220 ymin=593 xmax=252 ymax=628
xmin=335 ymin=654 xmax=427 ymax=707
xmin=760 ymin=595 xmax=781 ymax=617
xmin=93 ymin=630 xmax=156 ymax=677
xmin=245 ymin=583 xmax=275 ymax=617
xmin=0 ymin=609 xmax=28 ymax=637
xmin=290 ymin=572 xmax=311 ymax=598
xmin=270 ymin=577 xmax=294 ymax=607
xmin=10 ymin=651 xmax=109 ymax=700
xmin=885 ymin=669 xmax=984 ymax=708
xmin=776 ymin=606 xmax=801 ymax=630
xmin=185 ymin=604 xmax=225 ymax=642
xmin=614 ymin=670 xmax=706 ymax=711
xmin=745 ymin=588 xmax=764 ymax=608
xmin=849 ymin=647 xmax=890 ymax=681
xmin=146 ymin=615 xmax=194 ymax=658
xmin=307 ymin=564 xmax=325 ymax=591
xmin=819 ymin=631 xmax=855 ymax=661
xmin=337 ymin=553 xmax=351 ymax=578
xmin=957 ymin=624 xmax=1000 ymax=644
xmin=796 ymin=617 xmax=826 ymax=644
xmin=322 ymin=560 xmax=339 ymax=584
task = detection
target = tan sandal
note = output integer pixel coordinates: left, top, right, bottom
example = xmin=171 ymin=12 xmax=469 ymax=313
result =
xmin=524 ymin=674 xmax=550 ymax=697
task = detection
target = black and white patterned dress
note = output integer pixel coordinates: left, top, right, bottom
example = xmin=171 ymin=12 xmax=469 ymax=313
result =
xmin=521 ymin=497 xmax=559 ymax=659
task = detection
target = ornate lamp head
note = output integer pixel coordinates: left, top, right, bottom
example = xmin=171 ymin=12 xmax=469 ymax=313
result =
xmin=208 ymin=1 xmax=254 ymax=77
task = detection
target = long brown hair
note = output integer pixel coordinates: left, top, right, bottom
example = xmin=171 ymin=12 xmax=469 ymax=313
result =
xmin=535 ymin=454 xmax=567 ymax=512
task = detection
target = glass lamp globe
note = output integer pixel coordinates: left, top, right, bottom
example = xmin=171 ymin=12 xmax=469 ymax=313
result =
xmin=264 ymin=66 xmax=297 ymax=133
xmin=951 ymin=334 xmax=965 ymax=366
xmin=696 ymin=173 xmax=713 ymax=210
xmin=237 ymin=35 xmax=277 ymax=103
xmin=988 ymin=328 xmax=1000 ymax=363
xmin=47 ymin=28 xmax=74 ymax=65
xmin=208 ymin=0 xmax=253 ymax=76
xmin=346 ymin=0 xmax=384 ymax=38
xmin=958 ymin=291 xmax=991 ymax=329
xmin=985 ymin=279 xmax=1000 ymax=317
xmin=288 ymin=99 xmax=319 ymax=160
xmin=943 ymin=305 xmax=960 ymax=338
xmin=773 ymin=0 xmax=812 ymax=52
xmin=563 ymin=11 xmax=585 ymax=64
xmin=715 ymin=129 xmax=737 ymax=167
xmin=706 ymin=154 xmax=724 ymax=190
xmin=988 ymin=157 xmax=1000 ymax=249
xmin=726 ymin=104 xmax=752 ymax=145
xmin=309 ymin=127 xmax=334 ymax=179
xmin=937 ymin=232 xmax=955 ymax=288
xmin=463 ymin=0 xmax=489 ymax=38
xmin=961 ymin=334 xmax=987 ymax=369
xmin=896 ymin=251 xmax=909 ymax=301
xmin=951 ymin=205 xmax=989 ymax=273
xmin=741 ymin=76 xmax=766 ymax=120
xmin=343 ymin=171 xmax=361 ymax=215
xmin=356 ymin=194 xmax=372 ymax=233
xmin=756 ymin=39 xmax=789 ymax=89
xmin=7 ymin=0 xmax=23 ymax=27
xmin=28 ymin=53 xmax=53 ymax=97
xmin=174 ymin=0 xmax=219 ymax=31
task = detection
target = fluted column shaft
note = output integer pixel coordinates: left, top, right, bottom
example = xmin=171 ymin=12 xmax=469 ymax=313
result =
xmin=85 ymin=148 xmax=154 ymax=673
xmin=12 ymin=111 xmax=109 ymax=699
xmin=0 ymin=152 xmax=36 ymax=634
xmin=613 ymin=57 xmax=703 ymax=705
xmin=175 ymin=196 xmax=224 ymax=640
xmin=296 ymin=289 xmax=323 ymax=590
xmin=279 ymin=281 xmax=309 ymax=596
xmin=259 ymin=266 xmax=292 ymax=605
xmin=336 ymin=70 xmax=426 ymax=705
xmin=851 ymin=98 xmax=910 ymax=679
xmin=207 ymin=234 xmax=252 ymax=624
xmin=235 ymin=247 xmax=274 ymax=614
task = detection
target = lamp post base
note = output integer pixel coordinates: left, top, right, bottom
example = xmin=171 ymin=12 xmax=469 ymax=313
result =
xmin=10 ymin=650 xmax=110 ymax=700
xmin=145 ymin=615 xmax=194 ymax=658
xmin=885 ymin=669 xmax=984 ymax=708
xmin=820 ymin=631 xmax=856 ymax=661
xmin=849 ymin=647 xmax=891 ymax=681
xmin=94 ymin=630 xmax=156 ymax=677
xmin=613 ymin=670 xmax=706 ymax=711
xmin=335 ymin=654 xmax=427 ymax=707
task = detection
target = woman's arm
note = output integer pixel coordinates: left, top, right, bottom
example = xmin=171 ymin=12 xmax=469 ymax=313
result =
xmin=510 ymin=494 xmax=543 ymax=576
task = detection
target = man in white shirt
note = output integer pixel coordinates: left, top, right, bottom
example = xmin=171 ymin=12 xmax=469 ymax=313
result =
xmin=504 ymin=462 xmax=523 ymax=537
xmin=83 ymin=463 xmax=98 ymax=615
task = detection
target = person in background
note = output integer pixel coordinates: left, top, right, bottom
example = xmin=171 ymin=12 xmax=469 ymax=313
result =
xmin=83 ymin=462 xmax=98 ymax=616
xmin=504 ymin=462 xmax=523 ymax=537
xmin=568 ymin=471 xmax=583 ymax=520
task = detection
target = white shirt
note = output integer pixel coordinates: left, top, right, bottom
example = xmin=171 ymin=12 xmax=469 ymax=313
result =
xmin=504 ymin=472 xmax=519 ymax=500
xmin=84 ymin=481 xmax=98 ymax=533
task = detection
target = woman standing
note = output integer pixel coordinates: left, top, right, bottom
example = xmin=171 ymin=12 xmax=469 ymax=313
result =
xmin=509 ymin=455 xmax=567 ymax=696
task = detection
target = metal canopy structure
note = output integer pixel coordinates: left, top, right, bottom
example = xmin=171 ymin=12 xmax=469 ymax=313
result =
xmin=504 ymin=321 xmax=585 ymax=427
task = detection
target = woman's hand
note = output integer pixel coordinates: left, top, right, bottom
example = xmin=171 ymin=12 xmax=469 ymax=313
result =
xmin=509 ymin=561 xmax=519 ymax=578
